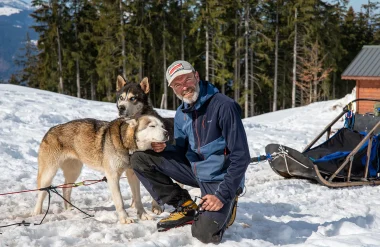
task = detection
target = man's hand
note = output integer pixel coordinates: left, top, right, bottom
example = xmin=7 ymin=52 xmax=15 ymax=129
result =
xmin=151 ymin=142 xmax=166 ymax=152
xmin=199 ymin=194 xmax=224 ymax=211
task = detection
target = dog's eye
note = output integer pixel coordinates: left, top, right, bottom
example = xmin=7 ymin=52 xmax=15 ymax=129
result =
xmin=149 ymin=125 xmax=156 ymax=128
xmin=129 ymin=97 xmax=136 ymax=102
xmin=119 ymin=95 xmax=125 ymax=100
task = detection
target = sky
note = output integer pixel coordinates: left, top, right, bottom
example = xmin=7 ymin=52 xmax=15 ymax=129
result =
xmin=347 ymin=0 xmax=370 ymax=12
xmin=2 ymin=84 xmax=380 ymax=246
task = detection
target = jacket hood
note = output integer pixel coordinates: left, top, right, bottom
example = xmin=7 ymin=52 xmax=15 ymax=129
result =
xmin=181 ymin=80 xmax=219 ymax=113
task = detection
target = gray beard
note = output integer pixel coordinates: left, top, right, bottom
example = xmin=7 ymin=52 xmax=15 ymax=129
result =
xmin=176 ymin=82 xmax=200 ymax=105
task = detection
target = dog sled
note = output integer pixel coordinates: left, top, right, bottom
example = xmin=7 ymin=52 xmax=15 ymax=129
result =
xmin=265 ymin=99 xmax=380 ymax=188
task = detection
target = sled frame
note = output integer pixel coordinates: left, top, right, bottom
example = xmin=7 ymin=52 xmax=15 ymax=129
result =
xmin=302 ymin=99 xmax=380 ymax=187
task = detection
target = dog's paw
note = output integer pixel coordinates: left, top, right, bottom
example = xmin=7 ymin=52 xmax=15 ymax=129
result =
xmin=120 ymin=217 xmax=135 ymax=224
xmin=139 ymin=212 xmax=154 ymax=220
xmin=31 ymin=210 xmax=41 ymax=217
xmin=152 ymin=205 xmax=163 ymax=215
xmin=151 ymin=200 xmax=163 ymax=215
xmin=31 ymin=207 xmax=42 ymax=216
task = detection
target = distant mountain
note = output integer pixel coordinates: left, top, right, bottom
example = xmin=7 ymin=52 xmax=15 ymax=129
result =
xmin=0 ymin=0 xmax=32 ymax=12
xmin=0 ymin=0 xmax=37 ymax=82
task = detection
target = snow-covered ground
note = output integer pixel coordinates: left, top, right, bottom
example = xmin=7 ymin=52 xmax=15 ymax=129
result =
xmin=1 ymin=84 xmax=379 ymax=247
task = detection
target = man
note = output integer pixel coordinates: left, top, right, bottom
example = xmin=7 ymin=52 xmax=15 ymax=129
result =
xmin=130 ymin=60 xmax=250 ymax=243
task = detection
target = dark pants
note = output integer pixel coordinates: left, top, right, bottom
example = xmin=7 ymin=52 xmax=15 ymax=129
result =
xmin=130 ymin=150 xmax=237 ymax=243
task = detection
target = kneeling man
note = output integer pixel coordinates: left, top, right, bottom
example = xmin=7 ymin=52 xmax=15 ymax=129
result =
xmin=131 ymin=60 xmax=250 ymax=243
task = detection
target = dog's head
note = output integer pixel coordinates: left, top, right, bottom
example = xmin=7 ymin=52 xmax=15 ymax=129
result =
xmin=125 ymin=115 xmax=169 ymax=151
xmin=116 ymin=75 xmax=150 ymax=118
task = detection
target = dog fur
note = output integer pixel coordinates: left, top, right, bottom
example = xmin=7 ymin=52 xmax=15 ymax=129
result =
xmin=33 ymin=115 xmax=168 ymax=224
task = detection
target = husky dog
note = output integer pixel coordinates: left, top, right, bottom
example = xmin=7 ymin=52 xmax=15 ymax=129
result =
xmin=33 ymin=116 xmax=169 ymax=224
xmin=116 ymin=75 xmax=174 ymax=142
xmin=116 ymin=76 xmax=178 ymax=214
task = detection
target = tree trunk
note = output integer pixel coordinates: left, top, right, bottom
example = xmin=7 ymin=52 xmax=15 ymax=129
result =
xmin=57 ymin=26 xmax=63 ymax=93
xmin=313 ymin=43 xmax=319 ymax=101
xmin=106 ymin=74 xmax=111 ymax=101
xmin=244 ymin=3 xmax=249 ymax=118
xmin=120 ymin=0 xmax=126 ymax=79
xmin=250 ymin=44 xmax=255 ymax=116
xmin=75 ymin=1 xmax=80 ymax=98
xmin=234 ymin=10 xmax=239 ymax=102
xmin=237 ymin=18 xmax=241 ymax=101
xmin=91 ymin=77 xmax=95 ymax=101
xmin=205 ymin=21 xmax=209 ymax=81
xmin=292 ymin=8 xmax=297 ymax=108
xmin=76 ymin=58 xmax=80 ymax=98
xmin=273 ymin=1 xmax=279 ymax=112
xmin=180 ymin=0 xmax=184 ymax=61
xmin=282 ymin=57 xmax=286 ymax=109
xmin=332 ymin=71 xmax=336 ymax=99
xmin=211 ymin=36 xmax=214 ymax=84
xmin=138 ymin=31 xmax=142 ymax=80
xmin=309 ymin=81 xmax=312 ymax=104
xmin=163 ymin=21 xmax=167 ymax=109
xmin=138 ymin=3 xmax=143 ymax=81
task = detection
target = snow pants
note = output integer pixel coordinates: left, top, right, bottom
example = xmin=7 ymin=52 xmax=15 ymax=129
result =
xmin=130 ymin=150 xmax=238 ymax=243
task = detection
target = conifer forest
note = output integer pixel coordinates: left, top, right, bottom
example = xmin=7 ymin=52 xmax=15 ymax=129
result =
xmin=10 ymin=0 xmax=380 ymax=117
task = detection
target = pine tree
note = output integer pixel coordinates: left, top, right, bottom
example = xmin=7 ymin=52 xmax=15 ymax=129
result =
xmin=13 ymin=32 xmax=39 ymax=86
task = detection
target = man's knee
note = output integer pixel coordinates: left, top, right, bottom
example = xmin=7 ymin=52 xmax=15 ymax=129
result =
xmin=130 ymin=151 xmax=153 ymax=171
xmin=191 ymin=214 xmax=224 ymax=244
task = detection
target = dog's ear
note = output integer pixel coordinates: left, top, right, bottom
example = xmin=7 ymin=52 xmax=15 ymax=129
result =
xmin=140 ymin=77 xmax=150 ymax=94
xmin=116 ymin=75 xmax=127 ymax=92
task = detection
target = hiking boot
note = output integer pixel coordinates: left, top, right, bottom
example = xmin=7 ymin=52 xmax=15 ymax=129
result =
xmin=226 ymin=195 xmax=239 ymax=228
xmin=157 ymin=199 xmax=198 ymax=232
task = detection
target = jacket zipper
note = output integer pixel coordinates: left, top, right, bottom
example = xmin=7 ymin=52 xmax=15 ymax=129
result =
xmin=194 ymin=111 xmax=204 ymax=159
xmin=193 ymin=111 xmax=205 ymax=176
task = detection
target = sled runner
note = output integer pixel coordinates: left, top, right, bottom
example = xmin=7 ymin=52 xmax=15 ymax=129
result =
xmin=265 ymin=99 xmax=380 ymax=188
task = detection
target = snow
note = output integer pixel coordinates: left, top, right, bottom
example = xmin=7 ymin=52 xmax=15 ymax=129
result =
xmin=1 ymin=84 xmax=380 ymax=246
xmin=0 ymin=6 xmax=21 ymax=16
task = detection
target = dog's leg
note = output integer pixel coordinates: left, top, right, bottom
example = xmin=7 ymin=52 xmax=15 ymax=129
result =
xmin=126 ymin=168 xmax=154 ymax=220
xmin=33 ymin=161 xmax=59 ymax=216
xmin=61 ymin=159 xmax=83 ymax=210
xmin=105 ymin=168 xmax=133 ymax=224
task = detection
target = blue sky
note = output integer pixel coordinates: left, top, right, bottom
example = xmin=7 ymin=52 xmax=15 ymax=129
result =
xmin=348 ymin=0 xmax=369 ymax=12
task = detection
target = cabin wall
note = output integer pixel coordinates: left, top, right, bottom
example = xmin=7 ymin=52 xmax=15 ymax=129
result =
xmin=356 ymin=80 xmax=380 ymax=114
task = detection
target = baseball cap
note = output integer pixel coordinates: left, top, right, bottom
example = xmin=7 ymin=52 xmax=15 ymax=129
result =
xmin=166 ymin=60 xmax=195 ymax=86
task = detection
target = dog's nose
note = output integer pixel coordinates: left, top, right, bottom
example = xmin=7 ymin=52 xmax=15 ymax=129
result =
xmin=118 ymin=106 xmax=127 ymax=116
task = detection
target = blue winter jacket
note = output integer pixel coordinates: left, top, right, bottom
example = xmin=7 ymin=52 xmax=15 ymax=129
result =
xmin=172 ymin=80 xmax=250 ymax=204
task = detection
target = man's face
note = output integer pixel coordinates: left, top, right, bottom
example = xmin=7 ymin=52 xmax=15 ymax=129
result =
xmin=170 ymin=71 xmax=200 ymax=104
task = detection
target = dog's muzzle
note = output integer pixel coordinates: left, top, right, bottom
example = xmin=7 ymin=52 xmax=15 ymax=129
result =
xmin=118 ymin=105 xmax=127 ymax=117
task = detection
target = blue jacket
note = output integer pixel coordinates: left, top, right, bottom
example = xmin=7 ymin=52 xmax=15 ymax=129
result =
xmin=172 ymin=80 xmax=250 ymax=204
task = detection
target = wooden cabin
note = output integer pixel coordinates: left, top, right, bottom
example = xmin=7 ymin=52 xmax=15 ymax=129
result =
xmin=341 ymin=45 xmax=380 ymax=114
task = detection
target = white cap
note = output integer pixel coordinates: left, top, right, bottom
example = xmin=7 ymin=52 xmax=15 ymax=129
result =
xmin=166 ymin=60 xmax=195 ymax=86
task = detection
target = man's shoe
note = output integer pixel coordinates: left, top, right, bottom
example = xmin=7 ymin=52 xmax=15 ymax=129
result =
xmin=226 ymin=195 xmax=238 ymax=228
xmin=157 ymin=199 xmax=198 ymax=232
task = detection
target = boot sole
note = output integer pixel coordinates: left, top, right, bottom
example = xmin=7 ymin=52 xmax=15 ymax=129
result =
xmin=157 ymin=220 xmax=194 ymax=232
